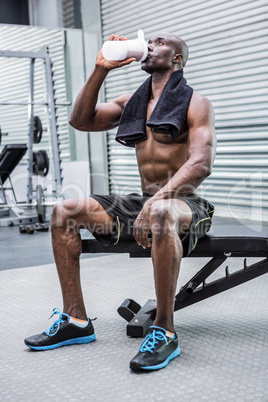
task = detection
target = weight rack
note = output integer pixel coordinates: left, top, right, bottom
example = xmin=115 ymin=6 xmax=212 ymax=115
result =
xmin=0 ymin=47 xmax=69 ymax=226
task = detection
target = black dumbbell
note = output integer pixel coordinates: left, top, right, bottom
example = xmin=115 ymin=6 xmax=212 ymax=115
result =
xmin=19 ymin=225 xmax=27 ymax=234
xmin=19 ymin=223 xmax=49 ymax=234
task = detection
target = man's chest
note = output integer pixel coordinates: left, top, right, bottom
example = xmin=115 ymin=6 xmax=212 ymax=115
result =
xmin=146 ymin=99 xmax=188 ymax=144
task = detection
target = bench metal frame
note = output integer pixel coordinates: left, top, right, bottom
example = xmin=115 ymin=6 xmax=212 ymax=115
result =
xmin=81 ymin=229 xmax=268 ymax=337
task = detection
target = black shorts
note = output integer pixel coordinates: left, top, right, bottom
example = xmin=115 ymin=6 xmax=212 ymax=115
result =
xmin=90 ymin=193 xmax=214 ymax=257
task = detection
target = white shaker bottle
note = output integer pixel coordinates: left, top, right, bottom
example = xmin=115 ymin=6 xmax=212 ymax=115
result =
xmin=102 ymin=29 xmax=148 ymax=62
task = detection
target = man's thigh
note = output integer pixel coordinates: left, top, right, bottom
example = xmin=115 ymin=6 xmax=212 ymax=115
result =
xmin=58 ymin=197 xmax=114 ymax=235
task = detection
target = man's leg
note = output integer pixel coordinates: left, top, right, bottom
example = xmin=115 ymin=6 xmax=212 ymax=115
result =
xmin=24 ymin=197 xmax=114 ymax=351
xmin=130 ymin=199 xmax=192 ymax=371
xmin=149 ymin=199 xmax=192 ymax=332
xmin=51 ymin=197 xmax=114 ymax=320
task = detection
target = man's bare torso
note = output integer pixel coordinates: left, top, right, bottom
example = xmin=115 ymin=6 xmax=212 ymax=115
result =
xmin=134 ymin=96 xmax=190 ymax=196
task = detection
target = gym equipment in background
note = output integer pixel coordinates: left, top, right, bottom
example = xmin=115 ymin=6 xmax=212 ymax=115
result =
xmin=0 ymin=145 xmax=53 ymax=224
xmin=0 ymin=47 xmax=71 ymax=226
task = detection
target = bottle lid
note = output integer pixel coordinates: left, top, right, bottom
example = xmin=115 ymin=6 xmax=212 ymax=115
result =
xmin=137 ymin=29 xmax=148 ymax=62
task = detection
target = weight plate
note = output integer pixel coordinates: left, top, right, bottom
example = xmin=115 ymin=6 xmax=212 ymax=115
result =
xmin=36 ymin=185 xmax=46 ymax=223
xmin=32 ymin=150 xmax=49 ymax=176
xmin=39 ymin=150 xmax=49 ymax=176
xmin=33 ymin=116 xmax=43 ymax=144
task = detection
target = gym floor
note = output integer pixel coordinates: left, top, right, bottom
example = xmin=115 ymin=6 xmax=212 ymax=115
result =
xmin=0 ymin=216 xmax=267 ymax=401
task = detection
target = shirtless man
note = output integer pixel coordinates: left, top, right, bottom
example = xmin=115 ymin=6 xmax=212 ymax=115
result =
xmin=25 ymin=32 xmax=216 ymax=372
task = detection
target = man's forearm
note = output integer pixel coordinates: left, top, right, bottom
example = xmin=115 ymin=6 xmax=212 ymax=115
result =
xmin=152 ymin=159 xmax=211 ymax=201
xmin=69 ymin=65 xmax=108 ymax=130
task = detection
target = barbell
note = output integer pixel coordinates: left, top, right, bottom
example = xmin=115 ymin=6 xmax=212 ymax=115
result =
xmin=1 ymin=115 xmax=43 ymax=144
xmin=0 ymin=101 xmax=71 ymax=106
xmin=0 ymin=185 xmax=54 ymax=223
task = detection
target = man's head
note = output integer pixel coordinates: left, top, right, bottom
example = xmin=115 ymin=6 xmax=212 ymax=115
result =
xmin=141 ymin=32 xmax=189 ymax=74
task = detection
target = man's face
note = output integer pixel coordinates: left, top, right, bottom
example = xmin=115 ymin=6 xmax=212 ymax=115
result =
xmin=141 ymin=33 xmax=178 ymax=73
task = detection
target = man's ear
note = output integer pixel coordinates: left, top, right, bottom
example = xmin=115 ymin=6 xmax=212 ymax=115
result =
xmin=173 ymin=54 xmax=183 ymax=64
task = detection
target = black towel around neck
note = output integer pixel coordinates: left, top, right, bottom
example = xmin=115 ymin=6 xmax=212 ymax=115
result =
xmin=115 ymin=69 xmax=193 ymax=148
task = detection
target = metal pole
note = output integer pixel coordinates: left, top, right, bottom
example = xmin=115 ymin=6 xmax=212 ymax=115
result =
xmin=43 ymin=46 xmax=62 ymax=198
xmin=27 ymin=58 xmax=35 ymax=204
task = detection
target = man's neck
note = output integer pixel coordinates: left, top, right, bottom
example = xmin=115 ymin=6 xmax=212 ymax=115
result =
xmin=150 ymin=70 xmax=175 ymax=100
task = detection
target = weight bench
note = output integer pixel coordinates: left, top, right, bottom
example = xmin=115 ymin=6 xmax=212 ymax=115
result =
xmin=0 ymin=144 xmax=28 ymax=204
xmin=81 ymin=225 xmax=268 ymax=337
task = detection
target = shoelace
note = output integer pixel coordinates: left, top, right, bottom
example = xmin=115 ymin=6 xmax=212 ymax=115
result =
xmin=45 ymin=308 xmax=70 ymax=336
xmin=139 ymin=329 xmax=168 ymax=353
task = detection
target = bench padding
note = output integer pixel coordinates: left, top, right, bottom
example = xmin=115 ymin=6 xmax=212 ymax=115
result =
xmin=0 ymin=144 xmax=28 ymax=184
xmin=82 ymin=225 xmax=268 ymax=258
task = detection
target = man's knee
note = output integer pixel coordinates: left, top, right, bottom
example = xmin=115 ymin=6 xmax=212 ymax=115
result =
xmin=150 ymin=200 xmax=175 ymax=221
xmin=51 ymin=198 xmax=95 ymax=231
xmin=51 ymin=202 xmax=69 ymax=231
xmin=149 ymin=199 xmax=191 ymax=237
xmin=150 ymin=200 xmax=176 ymax=236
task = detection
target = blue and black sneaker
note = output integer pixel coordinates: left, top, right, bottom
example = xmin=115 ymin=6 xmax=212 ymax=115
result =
xmin=24 ymin=308 xmax=96 ymax=351
xmin=129 ymin=326 xmax=180 ymax=371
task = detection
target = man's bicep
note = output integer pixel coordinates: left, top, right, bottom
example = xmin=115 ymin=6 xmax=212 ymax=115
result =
xmin=91 ymin=102 xmax=123 ymax=131
xmin=187 ymin=95 xmax=216 ymax=168
xmin=90 ymin=94 xmax=131 ymax=132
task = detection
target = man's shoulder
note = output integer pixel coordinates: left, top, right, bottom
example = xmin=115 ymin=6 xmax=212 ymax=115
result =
xmin=190 ymin=91 xmax=212 ymax=109
xmin=187 ymin=91 xmax=215 ymax=127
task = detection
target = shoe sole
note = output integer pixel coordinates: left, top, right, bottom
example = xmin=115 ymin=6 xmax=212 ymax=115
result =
xmin=25 ymin=334 xmax=96 ymax=351
xmin=130 ymin=345 xmax=180 ymax=371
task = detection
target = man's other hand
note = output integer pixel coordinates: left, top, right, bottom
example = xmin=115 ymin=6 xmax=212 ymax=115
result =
xmin=133 ymin=201 xmax=152 ymax=249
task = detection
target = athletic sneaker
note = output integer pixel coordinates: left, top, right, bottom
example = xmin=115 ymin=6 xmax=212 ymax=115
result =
xmin=129 ymin=326 xmax=180 ymax=371
xmin=24 ymin=308 xmax=96 ymax=351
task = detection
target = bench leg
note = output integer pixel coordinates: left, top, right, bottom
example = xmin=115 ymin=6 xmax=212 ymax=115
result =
xmin=118 ymin=299 xmax=157 ymax=337
xmin=175 ymin=256 xmax=228 ymax=304
xmin=118 ymin=257 xmax=268 ymax=337
xmin=175 ymin=257 xmax=268 ymax=310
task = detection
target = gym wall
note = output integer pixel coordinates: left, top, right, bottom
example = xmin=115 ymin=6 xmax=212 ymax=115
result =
xmin=100 ymin=0 xmax=268 ymax=223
